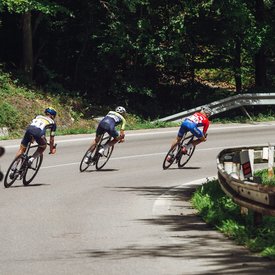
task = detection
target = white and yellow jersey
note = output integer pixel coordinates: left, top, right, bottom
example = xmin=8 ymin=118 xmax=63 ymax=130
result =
xmin=106 ymin=111 xmax=126 ymax=130
xmin=30 ymin=115 xmax=57 ymax=135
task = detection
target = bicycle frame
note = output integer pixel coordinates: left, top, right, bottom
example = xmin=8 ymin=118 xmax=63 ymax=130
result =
xmin=79 ymin=133 xmax=114 ymax=172
xmin=163 ymin=133 xmax=196 ymax=170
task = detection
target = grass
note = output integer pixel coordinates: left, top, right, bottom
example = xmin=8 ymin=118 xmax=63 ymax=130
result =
xmin=1 ymin=68 xmax=275 ymax=140
xmin=0 ymin=69 xmax=180 ymax=140
xmin=211 ymin=112 xmax=275 ymax=124
xmin=191 ymin=179 xmax=275 ymax=259
xmin=254 ymin=168 xmax=275 ymax=186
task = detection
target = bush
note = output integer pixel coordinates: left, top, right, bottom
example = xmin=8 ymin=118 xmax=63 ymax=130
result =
xmin=0 ymin=102 xmax=20 ymax=129
xmin=254 ymin=168 xmax=275 ymax=186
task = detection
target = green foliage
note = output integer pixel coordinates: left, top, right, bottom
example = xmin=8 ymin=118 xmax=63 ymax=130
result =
xmin=192 ymin=179 xmax=275 ymax=259
xmin=125 ymin=114 xmax=178 ymax=130
xmin=261 ymin=246 xmax=275 ymax=259
xmin=254 ymin=168 xmax=275 ymax=186
xmin=218 ymin=219 xmax=248 ymax=245
xmin=1 ymin=1 xmax=275 ymax=118
xmin=191 ymin=179 xmax=241 ymax=226
xmin=0 ymin=102 xmax=20 ymax=129
xmin=1 ymin=0 xmax=68 ymax=15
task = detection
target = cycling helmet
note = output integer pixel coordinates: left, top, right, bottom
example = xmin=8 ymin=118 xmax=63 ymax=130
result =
xmin=201 ymin=106 xmax=212 ymax=117
xmin=115 ymin=106 xmax=126 ymax=114
xmin=45 ymin=107 xmax=57 ymax=117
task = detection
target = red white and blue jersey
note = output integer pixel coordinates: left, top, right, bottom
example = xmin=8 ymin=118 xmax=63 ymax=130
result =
xmin=178 ymin=112 xmax=210 ymax=138
xmin=186 ymin=112 xmax=209 ymax=134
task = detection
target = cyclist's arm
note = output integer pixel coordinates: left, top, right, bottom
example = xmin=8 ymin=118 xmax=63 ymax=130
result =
xmin=200 ymin=120 xmax=209 ymax=141
xmin=114 ymin=112 xmax=126 ymax=138
xmin=49 ymin=124 xmax=57 ymax=154
xmin=108 ymin=111 xmax=126 ymax=140
xmin=120 ymin=117 xmax=126 ymax=135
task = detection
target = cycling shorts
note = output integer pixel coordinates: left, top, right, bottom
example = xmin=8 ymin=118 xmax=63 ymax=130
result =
xmin=21 ymin=126 xmax=47 ymax=148
xmin=178 ymin=119 xmax=203 ymax=139
xmin=96 ymin=117 xmax=119 ymax=138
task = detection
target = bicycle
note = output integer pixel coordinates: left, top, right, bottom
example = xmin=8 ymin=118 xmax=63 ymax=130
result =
xmin=162 ymin=133 xmax=196 ymax=170
xmin=79 ymin=133 xmax=114 ymax=172
xmin=4 ymin=141 xmax=54 ymax=188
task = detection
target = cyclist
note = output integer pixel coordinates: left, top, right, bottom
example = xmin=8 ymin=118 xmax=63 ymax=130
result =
xmin=10 ymin=107 xmax=57 ymax=177
xmin=84 ymin=106 xmax=126 ymax=163
xmin=167 ymin=106 xmax=212 ymax=162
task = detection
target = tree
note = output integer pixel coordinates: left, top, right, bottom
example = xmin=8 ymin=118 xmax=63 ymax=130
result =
xmin=1 ymin=0 xmax=68 ymax=82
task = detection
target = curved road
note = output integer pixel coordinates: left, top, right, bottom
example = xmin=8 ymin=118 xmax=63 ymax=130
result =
xmin=1 ymin=122 xmax=275 ymax=274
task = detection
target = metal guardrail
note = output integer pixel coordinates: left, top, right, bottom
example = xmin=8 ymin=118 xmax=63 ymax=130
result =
xmin=217 ymin=146 xmax=275 ymax=218
xmin=156 ymin=93 xmax=275 ymax=122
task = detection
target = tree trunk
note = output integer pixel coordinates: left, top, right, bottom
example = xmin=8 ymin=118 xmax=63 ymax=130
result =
xmin=22 ymin=12 xmax=33 ymax=82
xmin=255 ymin=48 xmax=266 ymax=87
xmin=234 ymin=38 xmax=242 ymax=93
xmin=255 ymin=0 xmax=266 ymax=87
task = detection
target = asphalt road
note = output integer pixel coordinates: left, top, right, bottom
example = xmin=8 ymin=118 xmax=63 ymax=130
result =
xmin=1 ymin=122 xmax=275 ymax=274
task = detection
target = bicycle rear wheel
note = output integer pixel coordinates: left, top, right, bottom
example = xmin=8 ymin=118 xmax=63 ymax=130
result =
xmin=4 ymin=155 xmax=25 ymax=188
xmin=178 ymin=135 xmax=196 ymax=168
xmin=23 ymin=155 xmax=43 ymax=185
xmin=162 ymin=144 xmax=180 ymax=170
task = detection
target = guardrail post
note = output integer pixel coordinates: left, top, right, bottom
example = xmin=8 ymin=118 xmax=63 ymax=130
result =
xmin=240 ymin=106 xmax=253 ymax=121
xmin=253 ymin=212 xmax=263 ymax=226
xmin=268 ymin=144 xmax=274 ymax=179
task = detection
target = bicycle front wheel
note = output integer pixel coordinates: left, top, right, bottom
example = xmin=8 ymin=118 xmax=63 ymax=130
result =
xmin=178 ymin=146 xmax=196 ymax=168
xmin=95 ymin=146 xmax=114 ymax=170
xmin=23 ymin=155 xmax=43 ymax=185
xmin=4 ymin=155 xmax=25 ymax=188
xmin=177 ymin=133 xmax=196 ymax=168
xmin=162 ymin=144 xmax=179 ymax=170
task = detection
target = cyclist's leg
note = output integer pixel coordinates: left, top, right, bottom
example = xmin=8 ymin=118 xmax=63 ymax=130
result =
xmin=186 ymin=126 xmax=204 ymax=149
xmin=98 ymin=131 xmax=118 ymax=156
xmin=15 ymin=129 xmax=30 ymax=158
xmin=84 ymin=124 xmax=106 ymax=163
xmin=9 ymin=136 xmax=28 ymax=179
xmin=10 ymin=129 xmax=30 ymax=171
xmin=94 ymin=123 xmax=106 ymax=148
xmin=32 ymin=137 xmax=46 ymax=158
xmin=166 ymin=123 xmax=187 ymax=161
xmin=170 ymin=122 xmax=188 ymax=149
xmin=99 ymin=122 xmax=118 ymax=153
xmin=30 ymin=128 xmax=47 ymax=159
xmin=107 ymin=129 xmax=120 ymax=147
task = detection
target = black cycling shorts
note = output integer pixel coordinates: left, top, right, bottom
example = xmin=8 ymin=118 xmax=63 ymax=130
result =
xmin=96 ymin=117 xmax=119 ymax=138
xmin=21 ymin=126 xmax=47 ymax=147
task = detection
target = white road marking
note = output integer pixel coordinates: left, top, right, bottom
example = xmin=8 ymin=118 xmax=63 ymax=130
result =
xmin=152 ymin=177 xmax=216 ymax=216
xmin=41 ymin=143 xmax=266 ymax=170
xmin=2 ymin=122 xmax=275 ymax=149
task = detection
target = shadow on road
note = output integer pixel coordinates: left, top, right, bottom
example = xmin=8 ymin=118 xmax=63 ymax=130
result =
xmin=166 ymin=166 xmax=201 ymax=170
xmin=81 ymin=184 xmax=275 ymax=274
xmin=84 ymin=168 xmax=119 ymax=173
xmin=4 ymin=182 xmax=50 ymax=188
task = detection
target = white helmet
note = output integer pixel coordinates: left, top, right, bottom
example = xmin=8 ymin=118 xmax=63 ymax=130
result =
xmin=201 ymin=106 xmax=212 ymax=116
xmin=115 ymin=106 xmax=126 ymax=114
